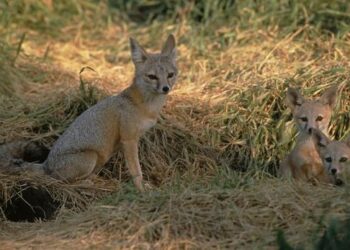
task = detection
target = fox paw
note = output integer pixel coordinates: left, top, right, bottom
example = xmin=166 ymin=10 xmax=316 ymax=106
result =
xmin=132 ymin=176 xmax=154 ymax=192
xmin=143 ymin=182 xmax=154 ymax=191
xmin=78 ymin=179 xmax=94 ymax=186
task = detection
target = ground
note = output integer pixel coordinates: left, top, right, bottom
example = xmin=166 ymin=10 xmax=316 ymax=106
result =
xmin=0 ymin=1 xmax=350 ymax=249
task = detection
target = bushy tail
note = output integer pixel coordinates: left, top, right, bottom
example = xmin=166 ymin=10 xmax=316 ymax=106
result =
xmin=0 ymin=140 xmax=49 ymax=175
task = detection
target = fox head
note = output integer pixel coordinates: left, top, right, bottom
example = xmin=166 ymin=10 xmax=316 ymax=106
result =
xmin=286 ymin=86 xmax=338 ymax=135
xmin=312 ymin=128 xmax=350 ymax=178
xmin=129 ymin=34 xmax=178 ymax=96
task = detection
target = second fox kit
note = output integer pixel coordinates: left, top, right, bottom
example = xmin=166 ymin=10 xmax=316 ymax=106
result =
xmin=311 ymin=128 xmax=350 ymax=184
xmin=280 ymin=86 xmax=338 ymax=183
xmin=5 ymin=35 xmax=178 ymax=192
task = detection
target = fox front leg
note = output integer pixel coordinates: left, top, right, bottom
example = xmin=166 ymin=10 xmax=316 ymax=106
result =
xmin=121 ymin=140 xmax=144 ymax=192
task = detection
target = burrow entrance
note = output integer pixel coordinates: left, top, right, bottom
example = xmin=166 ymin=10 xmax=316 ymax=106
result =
xmin=0 ymin=141 xmax=59 ymax=222
xmin=1 ymin=184 xmax=61 ymax=222
xmin=0 ymin=141 xmax=115 ymax=222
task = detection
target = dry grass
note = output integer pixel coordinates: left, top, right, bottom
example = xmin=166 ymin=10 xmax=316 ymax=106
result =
xmin=0 ymin=1 xmax=350 ymax=249
xmin=2 ymin=176 xmax=350 ymax=249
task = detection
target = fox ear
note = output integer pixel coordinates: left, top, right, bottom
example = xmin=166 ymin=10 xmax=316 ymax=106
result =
xmin=311 ymin=128 xmax=330 ymax=150
xmin=345 ymin=135 xmax=350 ymax=148
xmin=319 ymin=86 xmax=338 ymax=108
xmin=286 ymin=88 xmax=305 ymax=110
xmin=130 ymin=37 xmax=148 ymax=64
xmin=161 ymin=34 xmax=176 ymax=60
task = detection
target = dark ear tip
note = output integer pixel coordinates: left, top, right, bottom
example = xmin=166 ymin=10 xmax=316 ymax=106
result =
xmin=129 ymin=37 xmax=135 ymax=44
xmin=168 ymin=33 xmax=175 ymax=39
xmin=167 ymin=34 xmax=176 ymax=45
xmin=286 ymin=87 xmax=299 ymax=95
xmin=129 ymin=38 xmax=135 ymax=47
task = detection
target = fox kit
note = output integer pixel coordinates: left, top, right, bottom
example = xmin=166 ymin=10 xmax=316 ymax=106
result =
xmin=2 ymin=35 xmax=178 ymax=192
xmin=279 ymin=86 xmax=338 ymax=183
xmin=311 ymin=129 xmax=350 ymax=185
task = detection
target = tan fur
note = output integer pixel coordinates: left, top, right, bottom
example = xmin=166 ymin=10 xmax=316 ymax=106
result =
xmin=312 ymin=130 xmax=350 ymax=183
xmin=2 ymin=35 xmax=178 ymax=192
xmin=280 ymin=86 xmax=338 ymax=183
xmin=280 ymin=132 xmax=330 ymax=183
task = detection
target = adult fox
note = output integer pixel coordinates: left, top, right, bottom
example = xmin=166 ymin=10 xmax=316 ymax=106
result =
xmin=1 ymin=35 xmax=178 ymax=192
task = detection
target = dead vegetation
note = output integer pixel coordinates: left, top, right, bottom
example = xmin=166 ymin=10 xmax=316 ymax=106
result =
xmin=0 ymin=1 xmax=350 ymax=249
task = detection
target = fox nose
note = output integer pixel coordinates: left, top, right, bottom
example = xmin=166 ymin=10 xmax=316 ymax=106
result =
xmin=331 ymin=168 xmax=337 ymax=175
xmin=162 ymin=86 xmax=170 ymax=93
xmin=306 ymin=123 xmax=316 ymax=132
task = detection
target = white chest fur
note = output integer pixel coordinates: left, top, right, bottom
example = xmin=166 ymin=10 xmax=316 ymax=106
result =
xmin=139 ymin=118 xmax=156 ymax=133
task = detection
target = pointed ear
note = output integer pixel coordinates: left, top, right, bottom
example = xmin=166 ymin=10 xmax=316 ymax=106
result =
xmin=286 ymin=88 xmax=305 ymax=111
xmin=129 ymin=37 xmax=148 ymax=64
xmin=161 ymin=34 xmax=176 ymax=60
xmin=345 ymin=135 xmax=350 ymax=148
xmin=319 ymin=86 xmax=338 ymax=108
xmin=311 ymin=128 xmax=330 ymax=150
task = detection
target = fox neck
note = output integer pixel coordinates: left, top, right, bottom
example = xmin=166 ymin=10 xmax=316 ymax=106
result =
xmin=126 ymin=79 xmax=167 ymax=116
xmin=298 ymin=129 xmax=329 ymax=138
xmin=296 ymin=130 xmax=329 ymax=146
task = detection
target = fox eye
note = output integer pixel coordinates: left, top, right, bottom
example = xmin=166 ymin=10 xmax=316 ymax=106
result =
xmin=168 ymin=72 xmax=174 ymax=78
xmin=325 ymin=157 xmax=332 ymax=163
xmin=147 ymin=74 xmax=158 ymax=80
xmin=316 ymin=116 xmax=323 ymax=122
xmin=300 ymin=117 xmax=308 ymax=122
xmin=340 ymin=157 xmax=348 ymax=163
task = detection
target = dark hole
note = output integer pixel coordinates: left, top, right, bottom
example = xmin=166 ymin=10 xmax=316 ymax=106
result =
xmin=22 ymin=142 xmax=49 ymax=163
xmin=1 ymin=184 xmax=60 ymax=222
xmin=335 ymin=178 xmax=344 ymax=186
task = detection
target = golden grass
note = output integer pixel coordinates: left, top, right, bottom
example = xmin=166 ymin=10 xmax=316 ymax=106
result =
xmin=0 ymin=4 xmax=350 ymax=248
xmin=2 ymin=177 xmax=350 ymax=249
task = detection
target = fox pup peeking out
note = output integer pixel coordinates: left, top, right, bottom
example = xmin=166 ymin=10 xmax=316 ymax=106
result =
xmin=311 ymin=128 xmax=350 ymax=186
xmin=279 ymin=86 xmax=338 ymax=183
xmin=2 ymin=35 xmax=178 ymax=192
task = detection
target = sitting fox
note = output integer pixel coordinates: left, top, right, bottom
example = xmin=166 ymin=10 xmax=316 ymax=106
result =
xmin=1 ymin=35 xmax=178 ymax=192
xmin=311 ymin=128 xmax=350 ymax=185
xmin=279 ymin=86 xmax=338 ymax=183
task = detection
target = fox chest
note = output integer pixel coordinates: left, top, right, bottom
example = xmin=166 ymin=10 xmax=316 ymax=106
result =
xmin=298 ymin=148 xmax=324 ymax=178
xmin=302 ymin=149 xmax=322 ymax=165
xmin=138 ymin=118 xmax=157 ymax=134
